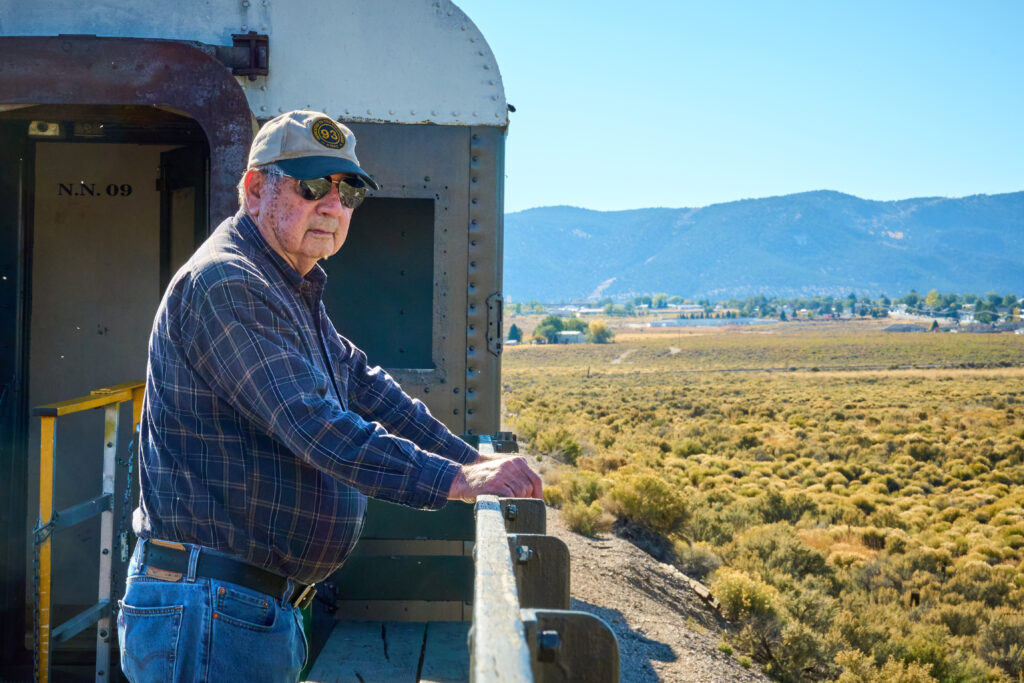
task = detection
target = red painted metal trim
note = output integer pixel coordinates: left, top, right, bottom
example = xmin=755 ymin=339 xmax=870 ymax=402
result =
xmin=0 ymin=35 xmax=253 ymax=225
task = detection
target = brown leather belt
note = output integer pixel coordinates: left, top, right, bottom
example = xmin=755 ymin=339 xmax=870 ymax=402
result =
xmin=141 ymin=540 xmax=316 ymax=609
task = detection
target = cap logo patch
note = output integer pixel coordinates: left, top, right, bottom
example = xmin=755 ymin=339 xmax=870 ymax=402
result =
xmin=311 ymin=118 xmax=345 ymax=150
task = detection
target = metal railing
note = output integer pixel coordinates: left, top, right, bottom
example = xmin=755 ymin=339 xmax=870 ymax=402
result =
xmin=32 ymin=381 xmax=145 ymax=683
xmin=470 ymin=489 xmax=619 ymax=682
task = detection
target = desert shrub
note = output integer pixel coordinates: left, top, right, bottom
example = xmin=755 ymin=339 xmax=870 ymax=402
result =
xmin=560 ymin=500 xmax=605 ymax=537
xmin=977 ymin=608 xmax=1024 ymax=678
xmin=835 ymin=650 xmax=938 ymax=683
xmin=945 ymin=561 xmax=1012 ymax=607
xmin=674 ymin=541 xmax=721 ymax=580
xmin=851 ymin=495 xmax=878 ymax=516
xmin=861 ymin=527 xmax=887 ymax=551
xmin=543 ymin=485 xmax=565 ymax=508
xmin=898 ymin=547 xmax=953 ymax=577
xmin=753 ymin=489 xmax=818 ymax=524
xmin=728 ymin=523 xmax=830 ymax=580
xmin=673 ymin=438 xmax=705 ymax=456
xmin=712 ymin=567 xmax=780 ymax=622
xmin=558 ymin=469 xmax=606 ymax=506
xmin=606 ymin=469 xmax=689 ymax=534
xmin=534 ymin=427 xmax=582 ymax=465
xmin=907 ymin=441 xmax=943 ymax=462
xmin=930 ymin=601 xmax=987 ymax=637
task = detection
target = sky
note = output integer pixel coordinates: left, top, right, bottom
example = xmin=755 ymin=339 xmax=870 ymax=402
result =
xmin=454 ymin=1 xmax=1024 ymax=213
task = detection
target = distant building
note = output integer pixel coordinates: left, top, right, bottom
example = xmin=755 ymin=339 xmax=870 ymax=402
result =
xmin=670 ymin=303 xmax=704 ymax=316
xmin=556 ymin=330 xmax=585 ymax=344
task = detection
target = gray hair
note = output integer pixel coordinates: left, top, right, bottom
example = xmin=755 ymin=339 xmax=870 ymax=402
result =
xmin=238 ymin=164 xmax=287 ymax=210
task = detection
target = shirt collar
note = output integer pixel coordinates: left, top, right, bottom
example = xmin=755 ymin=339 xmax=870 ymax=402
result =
xmin=235 ymin=212 xmax=328 ymax=294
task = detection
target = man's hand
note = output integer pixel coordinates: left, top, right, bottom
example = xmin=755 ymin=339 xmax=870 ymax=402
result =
xmin=448 ymin=455 xmax=543 ymax=502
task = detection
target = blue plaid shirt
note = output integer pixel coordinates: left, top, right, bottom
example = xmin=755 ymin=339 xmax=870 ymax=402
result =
xmin=134 ymin=212 xmax=476 ymax=584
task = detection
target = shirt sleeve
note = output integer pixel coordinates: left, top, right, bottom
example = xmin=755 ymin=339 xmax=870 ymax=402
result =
xmin=341 ymin=340 xmax=479 ymax=466
xmin=182 ymin=276 xmax=461 ymax=510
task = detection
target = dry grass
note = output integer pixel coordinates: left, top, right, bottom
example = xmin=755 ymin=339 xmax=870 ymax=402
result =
xmin=503 ymin=322 xmax=1024 ymax=681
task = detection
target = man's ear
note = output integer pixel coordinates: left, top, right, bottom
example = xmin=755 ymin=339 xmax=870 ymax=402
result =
xmin=244 ymin=169 xmax=265 ymax=215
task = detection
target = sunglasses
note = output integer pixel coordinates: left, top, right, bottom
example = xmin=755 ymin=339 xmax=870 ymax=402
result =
xmin=294 ymin=176 xmax=367 ymax=209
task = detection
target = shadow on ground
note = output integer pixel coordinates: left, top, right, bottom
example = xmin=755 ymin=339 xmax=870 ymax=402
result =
xmin=570 ymin=597 xmax=675 ymax=683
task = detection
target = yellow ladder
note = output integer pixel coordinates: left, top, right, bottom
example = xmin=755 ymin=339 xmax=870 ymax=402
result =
xmin=33 ymin=381 xmax=144 ymax=683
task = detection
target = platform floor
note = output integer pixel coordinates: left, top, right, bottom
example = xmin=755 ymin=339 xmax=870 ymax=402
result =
xmin=306 ymin=621 xmax=470 ymax=683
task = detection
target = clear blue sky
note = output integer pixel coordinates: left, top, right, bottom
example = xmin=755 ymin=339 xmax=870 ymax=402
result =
xmin=455 ymin=1 xmax=1024 ymax=213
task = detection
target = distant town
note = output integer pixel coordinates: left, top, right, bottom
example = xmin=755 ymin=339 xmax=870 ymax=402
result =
xmin=505 ymin=290 xmax=1024 ymax=344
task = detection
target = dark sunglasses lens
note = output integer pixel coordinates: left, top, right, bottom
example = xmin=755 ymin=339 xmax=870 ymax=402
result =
xmin=297 ymin=178 xmax=332 ymax=201
xmin=337 ymin=180 xmax=367 ymax=209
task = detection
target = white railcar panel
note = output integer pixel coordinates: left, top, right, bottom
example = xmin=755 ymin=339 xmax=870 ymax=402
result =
xmin=0 ymin=0 xmax=507 ymax=126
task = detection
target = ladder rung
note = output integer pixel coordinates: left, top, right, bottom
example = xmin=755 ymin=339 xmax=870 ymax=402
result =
xmin=53 ymin=493 xmax=113 ymax=532
xmin=51 ymin=599 xmax=111 ymax=644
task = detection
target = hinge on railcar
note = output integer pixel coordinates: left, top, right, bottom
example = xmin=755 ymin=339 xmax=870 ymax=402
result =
xmin=486 ymin=292 xmax=503 ymax=356
xmin=214 ymin=32 xmax=269 ymax=80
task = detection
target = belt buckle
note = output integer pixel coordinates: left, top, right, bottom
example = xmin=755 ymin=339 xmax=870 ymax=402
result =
xmin=291 ymin=583 xmax=316 ymax=610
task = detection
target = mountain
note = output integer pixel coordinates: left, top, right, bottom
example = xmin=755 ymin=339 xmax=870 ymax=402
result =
xmin=502 ymin=190 xmax=1024 ymax=303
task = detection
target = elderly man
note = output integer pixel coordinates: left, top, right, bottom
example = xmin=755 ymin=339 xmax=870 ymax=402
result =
xmin=117 ymin=110 xmax=541 ymax=682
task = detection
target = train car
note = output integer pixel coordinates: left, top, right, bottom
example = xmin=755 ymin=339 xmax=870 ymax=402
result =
xmin=0 ymin=1 xmax=617 ymax=681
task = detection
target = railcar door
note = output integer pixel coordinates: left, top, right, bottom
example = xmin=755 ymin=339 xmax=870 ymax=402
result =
xmin=0 ymin=106 xmax=208 ymax=667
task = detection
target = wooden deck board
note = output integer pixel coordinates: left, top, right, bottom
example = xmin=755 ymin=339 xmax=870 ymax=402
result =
xmin=306 ymin=621 xmax=471 ymax=683
xmin=306 ymin=621 xmax=425 ymax=683
xmin=419 ymin=622 xmax=471 ymax=683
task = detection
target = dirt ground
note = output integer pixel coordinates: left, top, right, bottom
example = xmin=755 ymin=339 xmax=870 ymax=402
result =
xmin=544 ymin=506 xmax=769 ymax=683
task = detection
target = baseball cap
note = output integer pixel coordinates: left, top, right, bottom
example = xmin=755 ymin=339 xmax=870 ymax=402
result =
xmin=248 ymin=110 xmax=379 ymax=190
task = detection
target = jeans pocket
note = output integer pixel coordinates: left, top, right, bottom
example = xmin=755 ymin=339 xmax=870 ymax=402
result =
xmin=214 ymin=584 xmax=277 ymax=631
xmin=118 ymin=600 xmax=184 ymax=682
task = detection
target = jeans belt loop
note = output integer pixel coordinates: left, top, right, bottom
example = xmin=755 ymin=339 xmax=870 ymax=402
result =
xmin=186 ymin=545 xmax=200 ymax=583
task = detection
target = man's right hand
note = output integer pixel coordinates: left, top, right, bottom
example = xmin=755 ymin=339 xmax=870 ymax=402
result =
xmin=448 ymin=455 xmax=543 ymax=502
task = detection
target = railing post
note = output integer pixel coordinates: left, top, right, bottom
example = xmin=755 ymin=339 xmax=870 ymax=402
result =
xmin=130 ymin=384 xmax=145 ymax=432
xmin=96 ymin=404 xmax=119 ymax=682
xmin=36 ymin=415 xmax=56 ymax=683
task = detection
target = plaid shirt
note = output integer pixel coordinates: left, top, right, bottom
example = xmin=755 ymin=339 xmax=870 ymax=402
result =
xmin=134 ymin=212 xmax=476 ymax=584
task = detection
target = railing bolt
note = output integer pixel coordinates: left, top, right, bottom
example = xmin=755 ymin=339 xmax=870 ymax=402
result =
xmin=102 ymin=548 xmax=109 ymax=555
xmin=538 ymin=630 xmax=561 ymax=662
xmin=99 ymin=629 xmax=108 ymax=638
xmin=504 ymin=504 xmax=518 ymax=521
xmin=516 ymin=545 xmax=533 ymax=564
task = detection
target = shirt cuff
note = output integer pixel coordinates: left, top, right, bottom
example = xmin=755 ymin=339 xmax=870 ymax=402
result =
xmin=408 ymin=454 xmax=463 ymax=510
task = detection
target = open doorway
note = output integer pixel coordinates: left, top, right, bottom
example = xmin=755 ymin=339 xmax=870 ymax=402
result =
xmin=0 ymin=105 xmax=208 ymax=672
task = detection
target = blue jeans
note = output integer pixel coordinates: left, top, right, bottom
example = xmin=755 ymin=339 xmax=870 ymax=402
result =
xmin=117 ymin=539 xmax=307 ymax=682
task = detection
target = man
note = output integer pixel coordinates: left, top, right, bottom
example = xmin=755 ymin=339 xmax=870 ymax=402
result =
xmin=118 ymin=110 xmax=541 ymax=682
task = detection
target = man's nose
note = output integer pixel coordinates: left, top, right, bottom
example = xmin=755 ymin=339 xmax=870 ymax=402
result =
xmin=316 ymin=184 xmax=348 ymax=216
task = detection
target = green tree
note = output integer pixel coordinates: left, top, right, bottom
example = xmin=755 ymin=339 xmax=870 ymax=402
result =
xmin=563 ymin=317 xmax=588 ymax=333
xmin=586 ymin=320 xmax=614 ymax=343
xmin=652 ymin=293 xmax=668 ymax=309
xmin=533 ymin=315 xmax=564 ymax=343
xmin=507 ymin=323 xmax=522 ymax=342
xmin=925 ymin=289 xmax=940 ymax=310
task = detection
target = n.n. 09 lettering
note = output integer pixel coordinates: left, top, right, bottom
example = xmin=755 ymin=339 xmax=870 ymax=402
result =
xmin=57 ymin=182 xmax=133 ymax=197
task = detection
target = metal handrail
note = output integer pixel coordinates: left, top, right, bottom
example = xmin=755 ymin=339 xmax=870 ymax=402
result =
xmin=470 ymin=494 xmax=534 ymax=682
xmin=32 ymin=381 xmax=145 ymax=683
